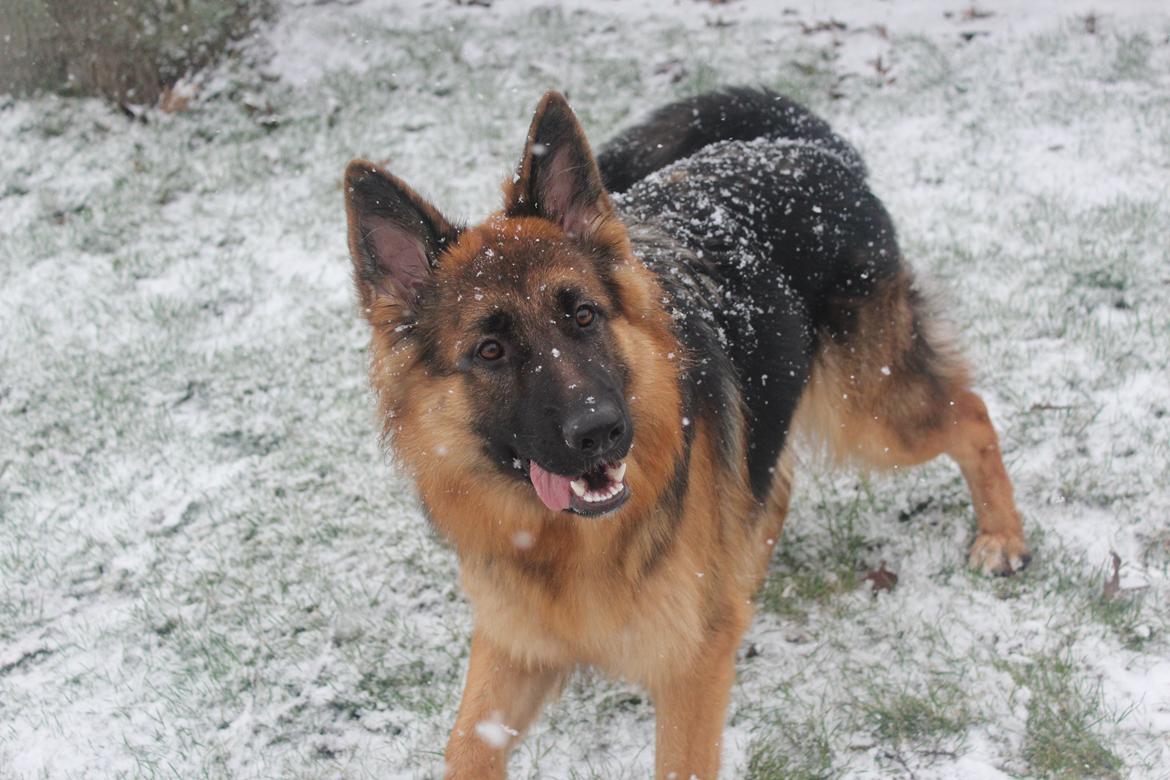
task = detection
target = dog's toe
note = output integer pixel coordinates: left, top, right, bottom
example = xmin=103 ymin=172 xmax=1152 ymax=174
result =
xmin=969 ymin=533 xmax=1031 ymax=576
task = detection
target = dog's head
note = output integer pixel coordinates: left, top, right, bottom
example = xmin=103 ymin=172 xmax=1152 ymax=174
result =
xmin=345 ymin=93 xmax=683 ymax=526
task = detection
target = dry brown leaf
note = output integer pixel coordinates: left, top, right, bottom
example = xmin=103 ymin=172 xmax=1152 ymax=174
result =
xmin=159 ymin=82 xmax=196 ymax=114
xmin=864 ymin=561 xmax=898 ymax=595
xmin=1103 ymin=551 xmax=1122 ymax=599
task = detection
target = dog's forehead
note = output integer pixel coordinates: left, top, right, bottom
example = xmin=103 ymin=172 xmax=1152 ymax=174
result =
xmin=439 ymin=216 xmax=599 ymax=304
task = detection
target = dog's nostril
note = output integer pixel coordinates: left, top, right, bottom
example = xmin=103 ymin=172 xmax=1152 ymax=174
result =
xmin=563 ymin=401 xmax=625 ymax=454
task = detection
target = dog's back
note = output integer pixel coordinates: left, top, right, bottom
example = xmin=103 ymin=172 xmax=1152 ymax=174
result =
xmin=600 ymin=89 xmax=902 ymax=499
xmin=597 ymin=86 xmax=867 ymax=194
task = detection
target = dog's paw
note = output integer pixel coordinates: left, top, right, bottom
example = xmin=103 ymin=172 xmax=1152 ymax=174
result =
xmin=968 ymin=532 xmax=1031 ymax=576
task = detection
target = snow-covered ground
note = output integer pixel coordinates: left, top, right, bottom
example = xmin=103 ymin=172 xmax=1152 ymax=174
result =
xmin=2 ymin=1 xmax=1169 ymax=777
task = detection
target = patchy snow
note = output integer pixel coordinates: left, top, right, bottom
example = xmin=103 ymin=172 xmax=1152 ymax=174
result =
xmin=2 ymin=0 xmax=1169 ymax=778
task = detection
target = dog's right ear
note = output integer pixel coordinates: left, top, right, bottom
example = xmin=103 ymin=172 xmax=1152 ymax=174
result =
xmin=344 ymin=160 xmax=457 ymax=312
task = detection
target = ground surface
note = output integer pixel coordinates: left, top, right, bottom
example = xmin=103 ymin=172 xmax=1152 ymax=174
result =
xmin=2 ymin=1 xmax=1169 ymax=778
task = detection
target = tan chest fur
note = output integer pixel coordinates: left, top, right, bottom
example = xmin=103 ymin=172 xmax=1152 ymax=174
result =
xmin=456 ymin=431 xmax=762 ymax=688
xmin=464 ymin=549 xmax=712 ymax=686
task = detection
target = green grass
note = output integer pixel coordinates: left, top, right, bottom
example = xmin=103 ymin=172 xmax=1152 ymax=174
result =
xmin=856 ymin=680 xmax=973 ymax=751
xmin=756 ymin=476 xmax=887 ymax=620
xmin=744 ymin=719 xmax=835 ymax=780
xmin=1084 ymin=579 xmax=1157 ymax=653
xmin=1012 ymin=653 xmax=1125 ymax=779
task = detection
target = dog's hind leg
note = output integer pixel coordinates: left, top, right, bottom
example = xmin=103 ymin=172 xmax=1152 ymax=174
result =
xmin=797 ymin=271 xmax=1030 ymax=575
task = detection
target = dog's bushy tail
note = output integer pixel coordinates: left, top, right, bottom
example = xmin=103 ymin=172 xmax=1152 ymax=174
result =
xmin=597 ymin=86 xmax=866 ymax=194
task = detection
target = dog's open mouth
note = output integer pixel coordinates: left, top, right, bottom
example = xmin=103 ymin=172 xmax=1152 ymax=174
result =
xmin=528 ymin=459 xmax=629 ymax=517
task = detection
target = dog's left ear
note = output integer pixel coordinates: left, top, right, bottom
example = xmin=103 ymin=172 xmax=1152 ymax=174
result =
xmin=505 ymin=91 xmax=617 ymax=242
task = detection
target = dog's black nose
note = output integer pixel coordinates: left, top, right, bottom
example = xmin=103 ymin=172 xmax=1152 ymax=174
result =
xmin=563 ymin=398 xmax=626 ymax=456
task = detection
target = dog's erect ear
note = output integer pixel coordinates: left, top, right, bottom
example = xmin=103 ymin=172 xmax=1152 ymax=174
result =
xmin=344 ymin=160 xmax=457 ymax=311
xmin=505 ymin=91 xmax=616 ymax=241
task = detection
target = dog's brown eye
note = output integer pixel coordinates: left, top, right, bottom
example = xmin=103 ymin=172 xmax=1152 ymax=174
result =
xmin=477 ymin=340 xmax=503 ymax=360
xmin=575 ymin=305 xmax=596 ymax=328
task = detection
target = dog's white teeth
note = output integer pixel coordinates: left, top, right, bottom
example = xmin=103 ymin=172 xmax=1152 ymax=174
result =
xmin=606 ymin=462 xmax=627 ymax=483
xmin=579 ymin=480 xmax=627 ymax=504
xmin=570 ymin=478 xmax=587 ymax=497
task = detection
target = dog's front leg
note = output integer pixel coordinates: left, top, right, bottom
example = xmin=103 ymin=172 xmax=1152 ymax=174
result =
xmin=444 ymin=629 xmax=566 ymax=779
xmin=651 ymin=627 xmax=742 ymax=780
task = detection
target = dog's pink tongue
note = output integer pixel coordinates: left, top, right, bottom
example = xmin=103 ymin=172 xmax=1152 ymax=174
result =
xmin=528 ymin=461 xmax=573 ymax=512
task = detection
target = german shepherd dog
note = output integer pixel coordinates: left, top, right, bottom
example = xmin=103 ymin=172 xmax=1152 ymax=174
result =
xmin=344 ymin=87 xmax=1030 ymax=778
